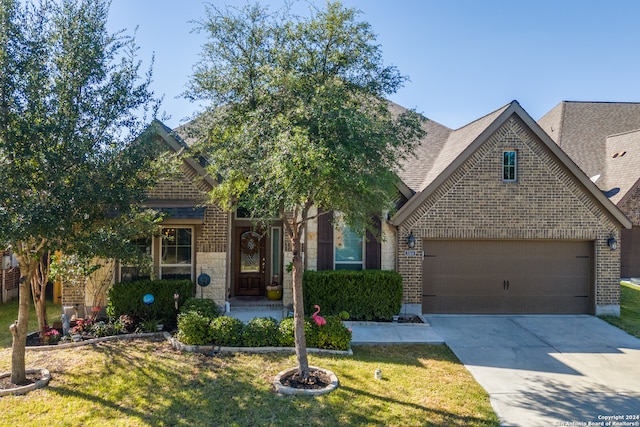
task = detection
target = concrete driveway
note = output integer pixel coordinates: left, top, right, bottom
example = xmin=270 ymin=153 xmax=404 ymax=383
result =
xmin=425 ymin=315 xmax=640 ymax=427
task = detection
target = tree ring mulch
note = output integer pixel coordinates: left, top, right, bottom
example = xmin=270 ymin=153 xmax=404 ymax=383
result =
xmin=273 ymin=366 xmax=339 ymax=396
xmin=0 ymin=368 xmax=51 ymax=397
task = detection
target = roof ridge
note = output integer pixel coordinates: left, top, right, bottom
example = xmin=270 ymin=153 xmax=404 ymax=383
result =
xmin=452 ymin=101 xmax=514 ymax=131
xmin=606 ymin=127 xmax=640 ymax=139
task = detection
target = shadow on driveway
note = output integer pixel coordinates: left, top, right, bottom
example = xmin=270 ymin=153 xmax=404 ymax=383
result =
xmin=426 ymin=315 xmax=640 ymax=427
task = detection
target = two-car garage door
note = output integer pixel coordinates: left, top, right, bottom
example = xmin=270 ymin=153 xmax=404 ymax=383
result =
xmin=422 ymin=240 xmax=594 ymax=314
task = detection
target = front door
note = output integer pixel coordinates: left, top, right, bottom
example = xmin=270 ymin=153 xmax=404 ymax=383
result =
xmin=234 ymin=228 xmax=266 ymax=296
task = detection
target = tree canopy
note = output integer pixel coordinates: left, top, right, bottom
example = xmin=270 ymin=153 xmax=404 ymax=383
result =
xmin=186 ymin=0 xmax=426 ymax=377
xmin=0 ymin=0 xmax=164 ymax=384
xmin=186 ymin=1 xmax=424 ymax=230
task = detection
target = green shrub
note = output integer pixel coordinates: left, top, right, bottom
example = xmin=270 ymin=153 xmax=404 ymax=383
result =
xmin=278 ymin=317 xmax=295 ymax=347
xmin=303 ymin=270 xmax=402 ymax=321
xmin=278 ymin=316 xmax=318 ymax=348
xmin=176 ymin=311 xmax=213 ymax=345
xmin=242 ymin=317 xmax=279 ymax=347
xmin=180 ymin=297 xmax=220 ymax=319
xmin=107 ymin=279 xmax=193 ymax=330
xmin=90 ymin=321 xmax=115 ymax=338
xmin=315 ymin=316 xmax=352 ymax=351
xmin=210 ymin=316 xmax=244 ymax=346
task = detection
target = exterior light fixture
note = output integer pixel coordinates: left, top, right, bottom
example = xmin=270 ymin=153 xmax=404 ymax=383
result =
xmin=607 ymin=233 xmax=618 ymax=251
xmin=407 ymin=231 xmax=416 ymax=249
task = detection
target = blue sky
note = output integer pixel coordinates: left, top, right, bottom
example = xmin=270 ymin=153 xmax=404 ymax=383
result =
xmin=109 ymin=0 xmax=640 ymax=129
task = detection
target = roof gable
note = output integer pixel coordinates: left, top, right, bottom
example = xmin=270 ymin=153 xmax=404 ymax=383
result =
xmin=151 ymin=120 xmax=217 ymax=189
xmin=392 ymin=101 xmax=631 ymax=229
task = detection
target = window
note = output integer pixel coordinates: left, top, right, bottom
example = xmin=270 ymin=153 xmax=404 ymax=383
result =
xmin=161 ymin=227 xmax=193 ymax=280
xmin=503 ymin=150 xmax=517 ymax=182
xmin=334 ymin=223 xmax=364 ymax=270
xmin=120 ymin=237 xmax=152 ymax=282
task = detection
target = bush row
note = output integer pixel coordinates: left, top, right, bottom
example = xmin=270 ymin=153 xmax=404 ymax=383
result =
xmin=303 ymin=270 xmax=403 ymax=321
xmin=176 ymin=311 xmax=352 ymax=351
xmin=107 ymin=279 xmax=193 ymax=330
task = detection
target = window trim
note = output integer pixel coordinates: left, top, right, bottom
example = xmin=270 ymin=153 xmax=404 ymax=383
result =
xmin=160 ymin=226 xmax=194 ymax=281
xmin=503 ymin=150 xmax=517 ymax=182
xmin=333 ymin=221 xmax=365 ymax=271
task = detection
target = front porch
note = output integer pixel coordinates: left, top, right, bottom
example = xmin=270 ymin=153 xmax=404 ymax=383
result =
xmin=224 ymin=297 xmax=289 ymax=323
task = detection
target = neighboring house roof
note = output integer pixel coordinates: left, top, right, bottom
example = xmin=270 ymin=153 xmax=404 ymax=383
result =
xmin=600 ymin=129 xmax=640 ymax=205
xmin=392 ymin=100 xmax=632 ymax=229
xmin=538 ymin=101 xmax=640 ymax=182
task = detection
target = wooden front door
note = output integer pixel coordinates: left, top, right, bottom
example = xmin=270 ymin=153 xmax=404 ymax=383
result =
xmin=234 ymin=228 xmax=266 ymax=296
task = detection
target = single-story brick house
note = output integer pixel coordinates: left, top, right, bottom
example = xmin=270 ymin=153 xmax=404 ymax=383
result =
xmin=61 ymin=100 xmax=632 ymax=316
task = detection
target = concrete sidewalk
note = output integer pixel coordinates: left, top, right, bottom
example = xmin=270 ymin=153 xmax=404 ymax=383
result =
xmin=225 ymin=307 xmax=444 ymax=345
xmin=344 ymin=320 xmax=444 ymax=345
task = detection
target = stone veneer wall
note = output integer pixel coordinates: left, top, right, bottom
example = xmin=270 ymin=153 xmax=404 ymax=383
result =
xmin=196 ymin=252 xmax=227 ymax=305
xmin=381 ymin=219 xmax=396 ymax=271
xmin=397 ymin=116 xmax=621 ymax=315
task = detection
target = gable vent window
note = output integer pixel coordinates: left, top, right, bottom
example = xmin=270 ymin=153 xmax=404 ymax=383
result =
xmin=503 ymin=150 xmax=517 ymax=182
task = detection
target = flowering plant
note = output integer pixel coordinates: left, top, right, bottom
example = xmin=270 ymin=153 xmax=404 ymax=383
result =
xmin=70 ymin=318 xmax=92 ymax=335
xmin=42 ymin=327 xmax=61 ymax=345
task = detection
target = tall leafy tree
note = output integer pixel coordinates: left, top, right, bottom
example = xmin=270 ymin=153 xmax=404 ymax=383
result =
xmin=0 ymin=0 xmax=163 ymax=384
xmin=185 ymin=1 xmax=425 ymax=378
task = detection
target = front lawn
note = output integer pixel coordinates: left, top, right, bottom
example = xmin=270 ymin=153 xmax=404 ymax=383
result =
xmin=0 ymin=338 xmax=499 ymax=426
xmin=0 ymin=299 xmax=60 ymax=348
xmin=601 ymin=281 xmax=640 ymax=338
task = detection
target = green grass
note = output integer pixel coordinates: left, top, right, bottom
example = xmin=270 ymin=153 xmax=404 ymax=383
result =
xmin=0 ymin=299 xmax=60 ymax=348
xmin=0 ymin=338 xmax=499 ymax=426
xmin=601 ymin=281 xmax=640 ymax=338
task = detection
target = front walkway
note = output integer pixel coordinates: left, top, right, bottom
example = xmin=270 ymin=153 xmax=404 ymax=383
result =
xmin=224 ymin=305 xmax=443 ymax=345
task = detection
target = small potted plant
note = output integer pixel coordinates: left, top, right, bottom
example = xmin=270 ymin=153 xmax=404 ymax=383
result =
xmin=266 ymin=278 xmax=282 ymax=301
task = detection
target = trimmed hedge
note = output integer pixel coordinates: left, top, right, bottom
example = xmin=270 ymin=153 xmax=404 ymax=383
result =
xmin=176 ymin=315 xmax=351 ymax=351
xmin=107 ymin=279 xmax=193 ymax=329
xmin=176 ymin=311 xmax=213 ymax=345
xmin=303 ymin=270 xmax=403 ymax=321
xmin=180 ymin=297 xmax=220 ymax=319
xmin=242 ymin=317 xmax=280 ymax=347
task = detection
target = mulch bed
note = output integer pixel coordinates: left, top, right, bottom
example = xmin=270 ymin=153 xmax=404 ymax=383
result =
xmin=397 ymin=315 xmax=424 ymax=323
xmin=279 ymin=369 xmax=332 ymax=390
xmin=0 ymin=373 xmax=39 ymax=390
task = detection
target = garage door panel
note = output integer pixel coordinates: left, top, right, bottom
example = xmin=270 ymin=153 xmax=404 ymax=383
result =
xmin=422 ymin=240 xmax=593 ymax=314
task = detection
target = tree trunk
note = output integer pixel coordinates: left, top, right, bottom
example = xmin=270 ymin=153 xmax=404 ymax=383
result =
xmin=291 ymin=236 xmax=309 ymax=378
xmin=11 ymin=258 xmax=36 ymax=385
xmin=31 ymin=253 xmax=50 ymax=337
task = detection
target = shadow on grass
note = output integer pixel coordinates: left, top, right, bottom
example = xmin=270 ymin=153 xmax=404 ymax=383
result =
xmin=35 ymin=340 xmax=497 ymax=426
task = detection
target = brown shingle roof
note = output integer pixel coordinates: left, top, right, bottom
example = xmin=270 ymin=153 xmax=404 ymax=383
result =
xmin=397 ymin=103 xmax=510 ymax=193
xmin=396 ymin=118 xmax=452 ymax=192
xmin=538 ymin=101 xmax=640 ymax=180
xmin=601 ymin=129 xmax=640 ymax=205
xmin=417 ymin=104 xmax=510 ymax=192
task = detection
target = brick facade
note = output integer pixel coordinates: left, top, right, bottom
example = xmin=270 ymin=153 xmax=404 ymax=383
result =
xmin=397 ymin=115 xmax=621 ymax=314
xmin=619 ymin=185 xmax=640 ymax=226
